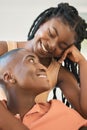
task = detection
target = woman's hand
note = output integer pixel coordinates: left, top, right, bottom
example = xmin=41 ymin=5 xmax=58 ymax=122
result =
xmin=58 ymin=45 xmax=86 ymax=64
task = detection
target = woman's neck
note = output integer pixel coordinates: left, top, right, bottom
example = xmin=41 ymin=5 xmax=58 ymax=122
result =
xmin=39 ymin=57 xmax=52 ymax=67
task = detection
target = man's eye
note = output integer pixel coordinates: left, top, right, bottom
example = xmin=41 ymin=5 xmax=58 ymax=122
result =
xmin=28 ymin=59 xmax=34 ymax=63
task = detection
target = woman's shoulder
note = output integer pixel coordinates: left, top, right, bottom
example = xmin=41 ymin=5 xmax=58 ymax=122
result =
xmin=57 ymin=66 xmax=77 ymax=88
xmin=59 ymin=66 xmax=75 ymax=80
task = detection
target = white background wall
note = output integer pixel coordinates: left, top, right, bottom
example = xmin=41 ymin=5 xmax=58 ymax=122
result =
xmin=0 ymin=0 xmax=87 ymax=41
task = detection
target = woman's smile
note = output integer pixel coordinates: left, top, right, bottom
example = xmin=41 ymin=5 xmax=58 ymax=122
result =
xmin=34 ymin=40 xmax=53 ymax=58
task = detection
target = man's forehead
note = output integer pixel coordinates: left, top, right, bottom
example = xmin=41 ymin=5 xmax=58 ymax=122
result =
xmin=18 ymin=49 xmax=38 ymax=59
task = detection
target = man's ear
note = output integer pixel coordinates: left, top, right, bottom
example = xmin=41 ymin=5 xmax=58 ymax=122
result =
xmin=3 ymin=71 xmax=16 ymax=84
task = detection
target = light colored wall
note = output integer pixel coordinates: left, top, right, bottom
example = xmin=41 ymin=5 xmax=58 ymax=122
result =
xmin=0 ymin=0 xmax=87 ymax=41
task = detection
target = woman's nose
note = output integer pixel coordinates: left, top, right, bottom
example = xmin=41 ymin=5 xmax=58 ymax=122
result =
xmin=48 ymin=41 xmax=57 ymax=52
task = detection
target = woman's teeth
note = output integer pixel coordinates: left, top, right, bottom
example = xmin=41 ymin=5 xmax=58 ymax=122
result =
xmin=41 ymin=43 xmax=48 ymax=52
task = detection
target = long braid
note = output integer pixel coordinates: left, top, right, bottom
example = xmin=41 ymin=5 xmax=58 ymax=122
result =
xmin=27 ymin=3 xmax=87 ymax=107
xmin=28 ymin=7 xmax=55 ymax=40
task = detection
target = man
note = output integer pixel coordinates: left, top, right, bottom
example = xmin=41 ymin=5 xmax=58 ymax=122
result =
xmin=0 ymin=48 xmax=87 ymax=130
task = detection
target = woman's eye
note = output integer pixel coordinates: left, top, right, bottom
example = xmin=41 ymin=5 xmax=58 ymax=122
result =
xmin=48 ymin=28 xmax=56 ymax=38
xmin=49 ymin=30 xmax=54 ymax=37
xmin=58 ymin=42 xmax=68 ymax=51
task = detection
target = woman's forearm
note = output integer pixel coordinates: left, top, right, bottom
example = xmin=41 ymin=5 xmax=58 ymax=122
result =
xmin=79 ymin=57 xmax=87 ymax=115
xmin=0 ymin=41 xmax=8 ymax=56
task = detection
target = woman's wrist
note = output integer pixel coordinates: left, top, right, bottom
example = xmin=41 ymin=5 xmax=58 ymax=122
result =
xmin=78 ymin=56 xmax=87 ymax=65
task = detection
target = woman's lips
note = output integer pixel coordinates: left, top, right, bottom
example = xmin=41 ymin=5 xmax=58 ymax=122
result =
xmin=34 ymin=41 xmax=53 ymax=57
xmin=41 ymin=42 xmax=48 ymax=52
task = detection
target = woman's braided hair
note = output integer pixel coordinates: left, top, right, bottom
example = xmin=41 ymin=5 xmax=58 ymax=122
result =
xmin=27 ymin=3 xmax=87 ymax=106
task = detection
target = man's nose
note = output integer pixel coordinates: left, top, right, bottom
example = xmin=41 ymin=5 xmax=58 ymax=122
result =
xmin=36 ymin=62 xmax=47 ymax=71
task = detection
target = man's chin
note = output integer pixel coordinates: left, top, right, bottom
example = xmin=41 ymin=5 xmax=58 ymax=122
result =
xmin=35 ymin=89 xmax=50 ymax=103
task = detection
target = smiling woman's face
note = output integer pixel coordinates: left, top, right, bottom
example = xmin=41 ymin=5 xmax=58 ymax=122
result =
xmin=32 ymin=18 xmax=76 ymax=58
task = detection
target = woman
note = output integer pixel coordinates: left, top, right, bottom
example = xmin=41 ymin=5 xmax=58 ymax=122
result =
xmin=0 ymin=3 xmax=87 ymax=118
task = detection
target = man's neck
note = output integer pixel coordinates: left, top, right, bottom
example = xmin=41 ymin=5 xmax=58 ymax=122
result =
xmin=7 ymin=90 xmax=36 ymax=119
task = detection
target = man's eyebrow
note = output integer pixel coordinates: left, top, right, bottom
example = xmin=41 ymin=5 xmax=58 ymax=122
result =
xmin=53 ymin=26 xmax=59 ymax=36
xmin=25 ymin=54 xmax=35 ymax=59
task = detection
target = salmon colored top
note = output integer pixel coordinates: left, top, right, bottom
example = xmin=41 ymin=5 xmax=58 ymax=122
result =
xmin=21 ymin=100 xmax=87 ymax=130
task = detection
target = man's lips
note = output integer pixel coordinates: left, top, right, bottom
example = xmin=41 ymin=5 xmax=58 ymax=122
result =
xmin=38 ymin=74 xmax=47 ymax=78
xmin=36 ymin=72 xmax=47 ymax=78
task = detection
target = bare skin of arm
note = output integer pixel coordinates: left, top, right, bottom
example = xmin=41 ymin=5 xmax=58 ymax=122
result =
xmin=58 ymin=67 xmax=81 ymax=113
xmin=0 ymin=101 xmax=29 ymax=130
xmin=77 ymin=58 xmax=87 ymax=116
xmin=57 ymin=45 xmax=87 ymax=118
xmin=0 ymin=41 xmax=26 ymax=56
xmin=0 ymin=41 xmax=8 ymax=55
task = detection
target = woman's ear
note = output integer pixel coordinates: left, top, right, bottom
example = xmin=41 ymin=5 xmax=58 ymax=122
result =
xmin=3 ymin=71 xmax=16 ymax=84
